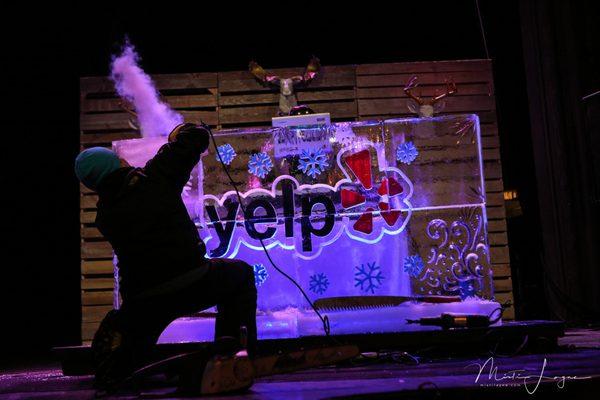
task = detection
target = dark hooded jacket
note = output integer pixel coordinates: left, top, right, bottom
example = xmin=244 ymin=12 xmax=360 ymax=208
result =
xmin=95 ymin=124 xmax=210 ymax=300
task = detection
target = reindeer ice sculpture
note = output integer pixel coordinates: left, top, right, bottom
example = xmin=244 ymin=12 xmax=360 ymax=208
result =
xmin=404 ymin=75 xmax=457 ymax=118
xmin=249 ymin=57 xmax=321 ymax=115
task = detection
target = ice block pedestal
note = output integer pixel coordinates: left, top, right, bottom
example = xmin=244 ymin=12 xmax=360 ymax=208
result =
xmin=112 ymin=114 xmax=500 ymax=343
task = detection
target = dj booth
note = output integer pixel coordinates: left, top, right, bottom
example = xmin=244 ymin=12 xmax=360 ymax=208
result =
xmin=79 ymin=60 xmax=513 ymax=343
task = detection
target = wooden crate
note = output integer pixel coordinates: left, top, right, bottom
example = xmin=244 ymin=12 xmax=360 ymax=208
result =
xmin=79 ymin=59 xmax=513 ymax=342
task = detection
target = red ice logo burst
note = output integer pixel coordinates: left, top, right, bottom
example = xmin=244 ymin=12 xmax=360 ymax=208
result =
xmin=341 ymin=149 xmax=406 ymax=234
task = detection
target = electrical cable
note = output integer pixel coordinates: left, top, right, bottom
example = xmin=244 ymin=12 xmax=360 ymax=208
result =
xmin=475 ymin=0 xmax=490 ymax=59
xmin=206 ymin=126 xmax=331 ymax=337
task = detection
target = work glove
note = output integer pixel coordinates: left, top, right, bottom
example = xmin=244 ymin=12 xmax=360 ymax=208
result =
xmin=168 ymin=122 xmax=211 ymax=143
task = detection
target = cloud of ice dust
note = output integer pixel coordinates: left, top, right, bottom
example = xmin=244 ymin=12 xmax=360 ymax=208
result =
xmin=110 ymin=43 xmax=183 ymax=138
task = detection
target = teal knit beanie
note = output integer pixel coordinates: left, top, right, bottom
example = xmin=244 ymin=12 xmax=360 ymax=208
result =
xmin=75 ymin=147 xmax=121 ymax=191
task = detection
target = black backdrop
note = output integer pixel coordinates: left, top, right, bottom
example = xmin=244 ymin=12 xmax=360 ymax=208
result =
xmin=2 ymin=0 xmax=597 ymax=360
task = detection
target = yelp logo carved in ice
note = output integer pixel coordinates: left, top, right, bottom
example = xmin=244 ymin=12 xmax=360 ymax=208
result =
xmin=201 ymin=144 xmax=413 ymax=259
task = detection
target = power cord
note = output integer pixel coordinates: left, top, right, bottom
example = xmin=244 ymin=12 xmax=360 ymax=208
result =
xmin=205 ymin=126 xmax=331 ymax=337
xmin=475 ymin=0 xmax=490 ymax=59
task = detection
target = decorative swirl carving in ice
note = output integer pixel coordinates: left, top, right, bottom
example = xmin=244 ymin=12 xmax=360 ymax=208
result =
xmin=418 ymin=207 xmax=492 ymax=297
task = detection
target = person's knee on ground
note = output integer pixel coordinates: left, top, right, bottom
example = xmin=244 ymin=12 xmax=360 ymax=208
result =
xmin=211 ymin=259 xmax=257 ymax=356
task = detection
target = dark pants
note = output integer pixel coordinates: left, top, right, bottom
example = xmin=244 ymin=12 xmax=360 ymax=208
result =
xmin=93 ymin=258 xmax=257 ymax=385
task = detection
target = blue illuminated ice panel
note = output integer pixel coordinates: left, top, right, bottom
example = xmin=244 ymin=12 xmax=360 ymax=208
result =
xmin=113 ymin=114 xmax=494 ymax=315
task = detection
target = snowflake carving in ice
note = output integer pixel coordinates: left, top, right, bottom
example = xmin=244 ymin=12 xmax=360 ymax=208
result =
xmin=216 ymin=143 xmax=236 ymax=165
xmin=252 ymin=263 xmax=268 ymax=286
xmin=309 ymin=272 xmax=330 ymax=295
xmin=298 ymin=148 xmax=329 ymax=178
xmin=396 ymin=141 xmax=419 ymax=164
xmin=403 ymin=254 xmax=424 ymax=278
xmin=354 ymin=262 xmax=384 ymax=294
xmin=248 ymin=152 xmax=273 ymax=179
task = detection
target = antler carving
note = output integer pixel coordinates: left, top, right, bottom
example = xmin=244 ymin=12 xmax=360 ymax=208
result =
xmin=249 ymin=57 xmax=321 ymax=115
xmin=404 ymin=76 xmax=458 ymax=117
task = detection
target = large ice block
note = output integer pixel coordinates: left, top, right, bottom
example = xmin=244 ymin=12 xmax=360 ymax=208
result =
xmin=113 ymin=114 xmax=498 ymax=340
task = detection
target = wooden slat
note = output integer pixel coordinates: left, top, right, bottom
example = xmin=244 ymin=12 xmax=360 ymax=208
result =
xmin=356 ymin=59 xmax=491 ymax=75
xmin=358 ymin=95 xmax=495 ymax=116
xmin=82 ymin=305 xmax=113 ymax=322
xmin=151 ymin=73 xmax=218 ymax=90
xmin=481 ymin=135 xmax=500 ymax=149
xmin=218 ymin=66 xmax=356 ymax=93
xmin=80 ymin=211 xmax=96 ymax=224
xmin=80 ymin=195 xmax=98 ymax=209
xmin=487 ymin=206 xmax=506 ymax=220
xmin=488 ymin=231 xmax=509 ymax=246
xmin=81 ymin=260 xmax=113 ymax=275
xmin=495 ymin=292 xmax=514 ymax=305
xmin=80 ymin=132 xmax=140 ymax=145
xmin=82 ymin=291 xmax=113 ymax=306
xmin=81 ymin=278 xmax=114 ymax=290
xmin=486 ymin=192 xmax=505 ymax=207
xmin=483 ymin=148 xmax=501 ymax=161
xmin=490 ymin=246 xmax=510 ymax=264
xmin=80 ymin=183 xmax=95 ymax=194
xmin=485 ymin=179 xmax=504 ymax=193
xmin=488 ymin=219 xmax=507 ymax=233
xmin=81 ymin=227 xmax=103 ymax=239
xmin=80 ymin=72 xmax=217 ymax=94
xmin=491 ymin=264 xmax=511 ymax=278
xmin=81 ymin=94 xmax=217 ymax=113
xmin=356 ymin=71 xmax=494 ymax=88
xmin=219 ymin=89 xmax=356 ymax=107
xmin=82 ymin=321 xmax=100 ymax=342
xmin=219 ymin=101 xmax=357 ymax=125
xmin=357 ymin=83 xmax=492 ymax=99
xmin=80 ymin=110 xmax=218 ymax=131
xmin=493 ymin=277 xmax=513 ymax=293
xmin=81 ymin=241 xmax=113 ymax=259
xmin=483 ymin=161 xmax=503 ymax=179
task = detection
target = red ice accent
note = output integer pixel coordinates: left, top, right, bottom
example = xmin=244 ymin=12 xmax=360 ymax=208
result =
xmin=387 ymin=177 xmax=404 ymax=196
xmin=345 ymin=150 xmax=372 ymax=190
xmin=378 ymin=201 xmax=401 ymax=226
xmin=382 ymin=210 xmax=401 ymax=226
xmin=341 ymin=189 xmax=366 ymax=209
xmin=354 ymin=207 xmax=374 ymax=234
xmin=378 ymin=178 xmax=388 ymax=196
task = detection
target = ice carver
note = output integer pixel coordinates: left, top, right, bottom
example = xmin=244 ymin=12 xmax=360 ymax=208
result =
xmin=74 ymin=122 xmax=257 ymax=389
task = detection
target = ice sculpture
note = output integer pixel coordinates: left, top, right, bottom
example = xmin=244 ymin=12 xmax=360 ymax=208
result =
xmin=112 ymin=114 xmax=500 ymax=342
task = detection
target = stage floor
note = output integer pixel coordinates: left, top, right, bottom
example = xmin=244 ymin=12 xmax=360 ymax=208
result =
xmin=1 ymin=328 xmax=599 ymax=399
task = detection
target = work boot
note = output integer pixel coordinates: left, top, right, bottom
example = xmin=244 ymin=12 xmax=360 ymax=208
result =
xmin=91 ymin=310 xmax=135 ymax=393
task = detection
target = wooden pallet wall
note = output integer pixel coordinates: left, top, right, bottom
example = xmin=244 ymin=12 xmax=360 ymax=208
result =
xmin=79 ymin=59 xmax=513 ymax=342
